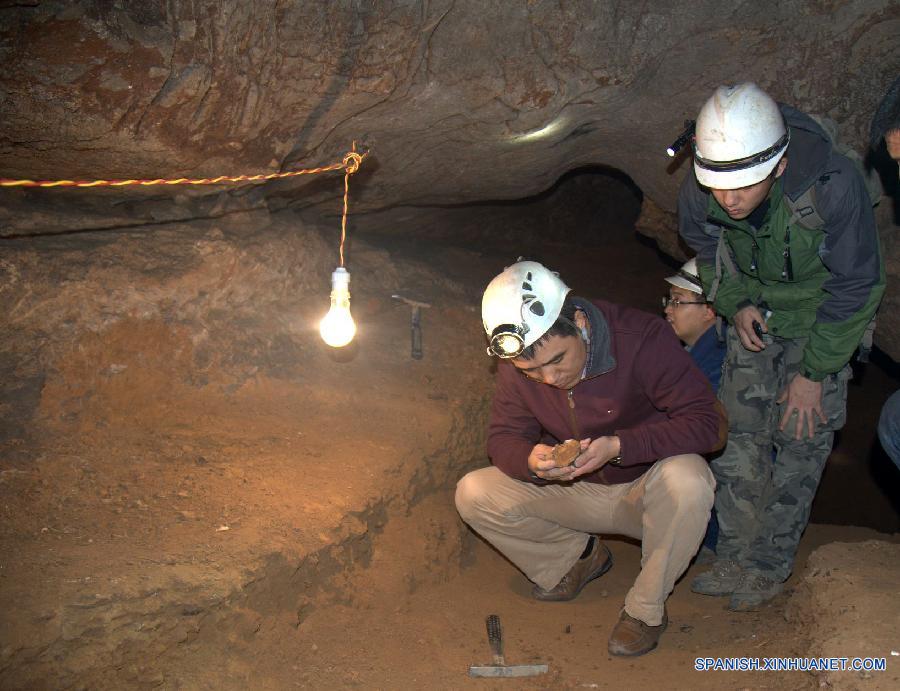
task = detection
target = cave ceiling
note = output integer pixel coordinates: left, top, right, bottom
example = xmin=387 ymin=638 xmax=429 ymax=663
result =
xmin=1 ymin=0 xmax=899 ymax=356
xmin=2 ymin=1 xmax=897 ymax=215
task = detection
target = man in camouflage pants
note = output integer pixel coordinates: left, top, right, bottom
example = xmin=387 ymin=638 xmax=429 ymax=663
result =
xmin=713 ymin=333 xmax=849 ymax=595
xmin=677 ymin=84 xmax=884 ymax=610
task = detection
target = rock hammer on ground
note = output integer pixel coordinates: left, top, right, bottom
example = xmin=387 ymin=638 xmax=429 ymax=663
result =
xmin=468 ymin=614 xmax=549 ymax=678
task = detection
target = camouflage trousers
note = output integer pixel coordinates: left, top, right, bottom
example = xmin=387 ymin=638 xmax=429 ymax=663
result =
xmin=713 ymin=327 xmax=850 ymax=582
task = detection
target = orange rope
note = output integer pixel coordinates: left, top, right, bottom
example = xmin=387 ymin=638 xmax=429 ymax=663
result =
xmin=0 ymin=150 xmax=365 ymax=189
xmin=339 ymin=145 xmax=363 ymax=267
xmin=2 ymin=145 xmax=367 ymax=272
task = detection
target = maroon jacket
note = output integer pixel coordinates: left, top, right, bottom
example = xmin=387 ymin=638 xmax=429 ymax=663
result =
xmin=487 ymin=298 xmax=723 ymax=485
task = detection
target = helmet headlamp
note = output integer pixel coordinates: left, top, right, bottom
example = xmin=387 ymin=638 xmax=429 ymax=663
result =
xmin=487 ymin=324 xmax=528 ymax=359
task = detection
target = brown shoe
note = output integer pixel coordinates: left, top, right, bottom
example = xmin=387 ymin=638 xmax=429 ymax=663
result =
xmin=607 ymin=609 xmax=668 ymax=656
xmin=531 ymin=538 xmax=612 ymax=602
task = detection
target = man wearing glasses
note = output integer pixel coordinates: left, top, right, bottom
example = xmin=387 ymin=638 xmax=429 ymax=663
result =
xmin=663 ymin=258 xmax=725 ymax=395
xmin=677 ymin=83 xmax=884 ymax=611
xmin=455 ymin=260 xmax=725 ymax=656
xmin=663 ymin=258 xmax=727 ymax=565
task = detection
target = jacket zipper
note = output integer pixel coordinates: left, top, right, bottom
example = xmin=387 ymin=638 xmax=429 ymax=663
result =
xmin=566 ymin=389 xmax=580 ymax=440
xmin=709 ymin=212 xmax=790 ymax=285
xmin=567 ymin=388 xmax=616 ymax=476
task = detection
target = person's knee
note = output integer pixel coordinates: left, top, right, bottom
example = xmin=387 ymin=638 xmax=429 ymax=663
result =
xmin=655 ymin=455 xmax=715 ymax=511
xmin=455 ymin=470 xmax=491 ymax=522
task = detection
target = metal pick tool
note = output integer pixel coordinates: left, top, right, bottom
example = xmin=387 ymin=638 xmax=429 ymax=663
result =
xmin=468 ymin=614 xmax=549 ymax=678
xmin=391 ymin=294 xmax=431 ymax=360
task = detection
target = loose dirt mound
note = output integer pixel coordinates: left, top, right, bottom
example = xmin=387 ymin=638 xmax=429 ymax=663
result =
xmin=787 ymin=540 xmax=900 ymax=690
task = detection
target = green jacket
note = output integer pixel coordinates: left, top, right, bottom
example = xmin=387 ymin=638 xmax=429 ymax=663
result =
xmin=678 ymin=105 xmax=885 ymax=382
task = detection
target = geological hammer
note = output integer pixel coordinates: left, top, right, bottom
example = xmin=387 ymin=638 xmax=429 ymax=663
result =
xmin=391 ymin=294 xmax=431 ymax=360
xmin=468 ymin=614 xmax=549 ymax=678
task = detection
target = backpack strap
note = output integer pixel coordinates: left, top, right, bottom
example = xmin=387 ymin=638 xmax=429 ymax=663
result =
xmin=784 ymin=184 xmax=825 ymax=231
xmin=856 ymin=315 xmax=877 ymax=363
xmin=708 ymin=227 xmax=738 ymax=303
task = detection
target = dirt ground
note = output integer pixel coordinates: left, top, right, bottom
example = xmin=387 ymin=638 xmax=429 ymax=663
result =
xmin=1 ymin=204 xmax=898 ymax=690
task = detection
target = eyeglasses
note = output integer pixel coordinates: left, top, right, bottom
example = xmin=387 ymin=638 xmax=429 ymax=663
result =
xmin=662 ymin=296 xmax=707 ymax=309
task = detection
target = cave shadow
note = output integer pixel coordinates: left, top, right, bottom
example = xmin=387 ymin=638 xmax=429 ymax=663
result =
xmin=812 ymin=347 xmax=900 ymax=532
xmin=429 ymin=164 xmax=644 ymax=212
xmin=860 ymin=348 xmax=900 ymax=520
xmin=868 ymin=438 xmax=900 ymax=518
xmin=866 ymin=144 xmax=900 ymax=225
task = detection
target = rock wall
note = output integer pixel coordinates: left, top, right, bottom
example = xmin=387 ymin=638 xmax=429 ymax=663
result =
xmin=0 ymin=211 xmax=494 ymax=687
xmin=1 ymin=0 xmax=898 ymax=356
xmin=2 ymin=1 xmax=896 ymax=213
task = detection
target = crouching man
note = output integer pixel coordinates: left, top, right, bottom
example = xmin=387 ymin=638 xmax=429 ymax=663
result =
xmin=455 ymin=260 xmax=726 ymax=656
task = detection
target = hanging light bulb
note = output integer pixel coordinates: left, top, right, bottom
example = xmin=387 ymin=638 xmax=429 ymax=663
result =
xmin=318 ymin=143 xmax=365 ymax=348
xmin=319 ymin=267 xmax=356 ymax=347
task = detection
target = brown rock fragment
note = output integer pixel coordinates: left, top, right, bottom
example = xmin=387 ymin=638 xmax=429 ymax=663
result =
xmin=551 ymin=439 xmax=581 ymax=468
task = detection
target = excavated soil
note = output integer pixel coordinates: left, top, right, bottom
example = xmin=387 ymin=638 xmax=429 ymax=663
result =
xmin=1 ymin=206 xmax=898 ymax=690
xmin=787 ymin=540 xmax=900 ymax=691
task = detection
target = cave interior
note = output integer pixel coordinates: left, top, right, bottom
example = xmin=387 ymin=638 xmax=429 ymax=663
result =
xmin=1 ymin=2 xmax=899 ymax=689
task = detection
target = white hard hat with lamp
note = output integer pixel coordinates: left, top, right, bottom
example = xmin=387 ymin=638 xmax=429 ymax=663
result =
xmin=693 ymin=83 xmax=790 ymax=190
xmin=481 ymin=260 xmax=571 ymax=359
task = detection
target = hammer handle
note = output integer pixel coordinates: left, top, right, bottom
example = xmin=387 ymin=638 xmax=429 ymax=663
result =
xmin=486 ymin=614 xmax=504 ymax=665
xmin=411 ymin=323 xmax=423 ymax=359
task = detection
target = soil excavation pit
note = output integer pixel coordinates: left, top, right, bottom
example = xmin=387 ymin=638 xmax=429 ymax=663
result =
xmin=1 ymin=209 xmax=898 ymax=690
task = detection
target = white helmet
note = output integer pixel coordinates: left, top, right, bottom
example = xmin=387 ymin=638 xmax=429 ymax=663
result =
xmin=664 ymin=257 xmax=705 ymax=295
xmin=693 ymin=83 xmax=789 ymax=190
xmin=481 ymin=260 xmax=571 ymax=358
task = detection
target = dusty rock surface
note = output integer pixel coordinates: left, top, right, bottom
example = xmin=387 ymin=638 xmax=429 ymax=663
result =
xmin=2 ymin=1 xmax=899 ymax=355
xmin=1 ymin=3 xmax=899 ymax=687
xmin=2 ymin=1 xmax=895 ymax=209
xmin=0 ymin=209 xmax=494 ymax=687
xmin=787 ymin=540 xmax=900 ymax=690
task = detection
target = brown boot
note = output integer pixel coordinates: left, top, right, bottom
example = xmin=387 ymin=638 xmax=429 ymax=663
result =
xmin=531 ymin=538 xmax=613 ymax=602
xmin=607 ymin=609 xmax=668 ymax=656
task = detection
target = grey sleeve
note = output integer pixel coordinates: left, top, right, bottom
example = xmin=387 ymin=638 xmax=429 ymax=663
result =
xmin=677 ymin=170 xmax=716 ymax=263
xmin=814 ymin=154 xmax=883 ymax=323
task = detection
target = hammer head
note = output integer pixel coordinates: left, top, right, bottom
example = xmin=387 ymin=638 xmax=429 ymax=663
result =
xmin=391 ymin=293 xmax=431 ymax=310
xmin=469 ymin=614 xmax=548 ymax=677
xmin=468 ymin=663 xmax=549 ymax=678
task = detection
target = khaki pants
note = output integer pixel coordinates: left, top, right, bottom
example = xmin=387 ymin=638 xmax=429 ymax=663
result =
xmin=455 ymin=455 xmax=714 ymax=626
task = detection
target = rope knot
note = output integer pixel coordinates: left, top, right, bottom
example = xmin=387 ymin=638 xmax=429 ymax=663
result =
xmin=343 ymin=151 xmax=364 ymax=174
